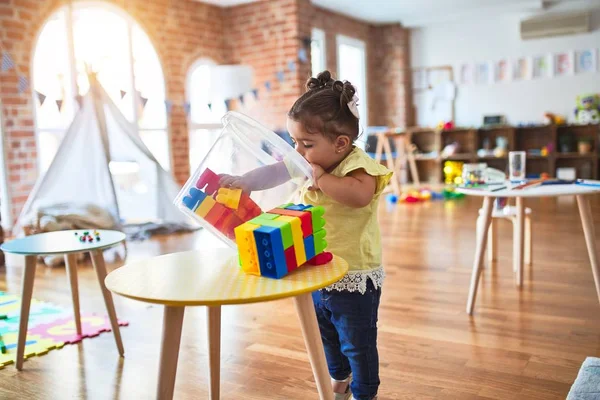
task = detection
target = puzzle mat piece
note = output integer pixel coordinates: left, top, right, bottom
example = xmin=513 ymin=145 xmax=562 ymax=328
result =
xmin=0 ymin=300 xmax=70 ymax=335
xmin=0 ymin=331 xmax=65 ymax=370
xmin=29 ymin=314 xmax=129 ymax=344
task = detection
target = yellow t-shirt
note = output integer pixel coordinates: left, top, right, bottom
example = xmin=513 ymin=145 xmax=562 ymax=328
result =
xmin=299 ymin=147 xmax=392 ymax=274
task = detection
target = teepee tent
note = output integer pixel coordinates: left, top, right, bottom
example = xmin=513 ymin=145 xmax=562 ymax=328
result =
xmin=14 ymin=74 xmax=195 ymax=235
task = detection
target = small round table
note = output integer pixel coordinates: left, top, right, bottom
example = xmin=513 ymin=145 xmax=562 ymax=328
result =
xmin=0 ymin=229 xmax=126 ymax=370
xmin=456 ymin=182 xmax=600 ymax=315
xmin=105 ymin=249 xmax=349 ymax=400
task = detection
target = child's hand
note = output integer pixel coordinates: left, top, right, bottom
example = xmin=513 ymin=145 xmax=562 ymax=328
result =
xmin=218 ymin=174 xmax=249 ymax=192
xmin=308 ymin=163 xmax=326 ymax=191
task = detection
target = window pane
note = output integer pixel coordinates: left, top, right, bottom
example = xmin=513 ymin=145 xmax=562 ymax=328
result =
xmin=338 ymin=41 xmax=367 ymax=137
xmin=311 ymin=41 xmax=323 ymax=75
xmin=188 ymin=64 xmax=227 ymax=124
xmin=189 ymin=128 xmax=220 ymax=171
xmin=38 ymin=131 xmax=63 ymax=172
xmin=139 ymin=130 xmax=170 ymax=170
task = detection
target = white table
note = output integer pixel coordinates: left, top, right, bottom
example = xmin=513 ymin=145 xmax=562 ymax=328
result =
xmin=456 ymin=182 xmax=600 ymax=315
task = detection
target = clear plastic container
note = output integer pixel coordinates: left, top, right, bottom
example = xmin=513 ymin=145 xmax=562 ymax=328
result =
xmin=174 ymin=111 xmax=313 ymax=248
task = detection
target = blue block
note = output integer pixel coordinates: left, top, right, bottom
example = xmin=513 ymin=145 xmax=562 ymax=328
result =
xmin=286 ymin=204 xmax=311 ymax=211
xmin=254 ymin=226 xmax=288 ymax=279
xmin=304 ymin=235 xmax=315 ymax=261
xmin=182 ymin=187 xmax=207 ymax=211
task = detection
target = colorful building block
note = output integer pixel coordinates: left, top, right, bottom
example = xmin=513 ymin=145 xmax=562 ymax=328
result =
xmin=314 ymin=229 xmax=327 ymax=254
xmin=236 ymin=193 xmax=262 ymax=220
xmin=205 ymin=202 xmax=230 ymax=226
xmin=195 ymin=196 xmax=216 ymax=218
xmin=304 ymin=235 xmax=315 ymax=261
xmin=268 ymin=208 xmax=313 ymax=238
xmin=249 ymin=215 xmax=293 ymax=249
xmin=216 ymin=187 xmax=242 ymax=210
xmin=196 ymin=168 xmax=220 ymax=195
xmin=235 ymin=222 xmax=261 ymax=275
xmin=307 ymin=251 xmax=333 ymax=266
xmin=276 ymin=215 xmax=306 ymax=266
xmin=286 ymin=204 xmax=312 ymax=211
xmin=307 ymin=206 xmax=326 ymax=231
xmin=182 ymin=187 xmax=207 ymax=211
xmin=284 ymin=246 xmax=298 ymax=273
xmin=254 ymin=226 xmax=288 ymax=279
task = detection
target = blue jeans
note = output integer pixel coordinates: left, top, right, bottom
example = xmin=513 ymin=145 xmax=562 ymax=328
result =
xmin=312 ymin=281 xmax=381 ymax=400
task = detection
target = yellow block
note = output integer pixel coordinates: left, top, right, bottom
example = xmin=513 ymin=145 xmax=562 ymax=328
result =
xmin=195 ymin=196 xmax=216 ymax=218
xmin=234 ymin=222 xmax=260 ymax=275
xmin=276 ymin=215 xmax=306 ymax=265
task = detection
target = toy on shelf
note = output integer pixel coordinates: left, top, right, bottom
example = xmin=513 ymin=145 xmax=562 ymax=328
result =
xmin=437 ymin=120 xmax=455 ymax=131
xmin=441 ymin=141 xmax=459 ymax=158
xmin=543 ymin=112 xmax=566 ymax=125
xmin=443 ymin=161 xmax=464 ymax=185
xmin=235 ymin=203 xmax=329 ymax=279
xmin=574 ymin=94 xmax=600 ymax=125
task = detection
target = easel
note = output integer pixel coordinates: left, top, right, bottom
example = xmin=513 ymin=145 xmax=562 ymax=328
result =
xmin=374 ymin=129 xmax=420 ymax=195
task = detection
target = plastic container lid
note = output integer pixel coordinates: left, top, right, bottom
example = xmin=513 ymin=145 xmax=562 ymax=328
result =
xmin=174 ymin=111 xmax=313 ymax=248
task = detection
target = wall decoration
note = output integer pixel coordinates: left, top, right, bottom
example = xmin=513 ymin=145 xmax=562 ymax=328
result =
xmin=532 ymin=54 xmax=552 ymax=79
xmin=576 ymin=49 xmax=597 ymax=73
xmin=476 ymin=62 xmax=492 ymax=84
xmin=512 ymin=57 xmax=532 ymax=80
xmin=554 ymin=52 xmax=574 ymax=76
xmin=494 ymin=59 xmax=510 ymax=83
xmin=459 ymin=63 xmax=474 ymax=85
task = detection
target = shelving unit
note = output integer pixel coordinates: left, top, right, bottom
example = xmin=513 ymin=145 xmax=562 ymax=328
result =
xmin=404 ymin=124 xmax=599 ymax=184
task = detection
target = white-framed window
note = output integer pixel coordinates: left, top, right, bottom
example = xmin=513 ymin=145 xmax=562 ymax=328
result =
xmin=336 ymin=35 xmax=368 ymax=133
xmin=186 ymin=59 xmax=227 ymax=171
xmin=32 ymin=3 xmax=169 ymax=173
xmin=311 ymin=28 xmax=326 ymax=76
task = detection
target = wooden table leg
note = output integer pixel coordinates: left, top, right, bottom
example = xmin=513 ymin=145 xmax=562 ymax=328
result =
xmin=157 ymin=306 xmax=185 ymax=400
xmin=514 ymin=198 xmax=525 ymax=287
xmin=293 ymin=293 xmax=333 ymax=400
xmin=576 ymin=195 xmax=600 ymax=307
xmin=207 ymin=306 xmax=221 ymax=400
xmin=467 ymin=196 xmax=494 ymax=315
xmin=16 ymin=255 xmax=36 ymax=370
xmin=90 ymin=250 xmax=124 ymax=356
xmin=382 ymin=136 xmax=400 ymax=195
xmin=64 ymin=253 xmax=82 ymax=335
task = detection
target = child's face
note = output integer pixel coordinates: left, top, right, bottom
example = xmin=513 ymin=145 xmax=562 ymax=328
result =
xmin=286 ymin=118 xmax=349 ymax=170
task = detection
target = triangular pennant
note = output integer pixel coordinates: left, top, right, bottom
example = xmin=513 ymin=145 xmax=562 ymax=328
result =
xmin=288 ymin=61 xmax=296 ymax=72
xmin=36 ymin=91 xmax=46 ymax=106
xmin=55 ymin=99 xmax=63 ymax=111
xmin=1 ymin=53 xmax=15 ymax=72
xmin=164 ymin=100 xmax=173 ymax=115
xmin=75 ymin=94 xmax=83 ymax=108
xmin=120 ymin=90 xmax=127 ymax=99
xmin=298 ymin=48 xmax=308 ymax=63
xmin=140 ymin=96 xmax=148 ymax=108
xmin=183 ymin=102 xmax=191 ymax=116
xmin=238 ymin=94 xmax=245 ymax=105
xmin=265 ymin=81 xmax=272 ymax=92
xmin=17 ymin=76 xmax=29 ymax=93
xmin=251 ymin=89 xmax=259 ymax=100
xmin=208 ymin=103 xmax=212 ymax=111
xmin=301 ymin=36 xmax=312 ymax=48
xmin=224 ymin=99 xmax=232 ymax=111
xmin=276 ymin=70 xmax=285 ymax=82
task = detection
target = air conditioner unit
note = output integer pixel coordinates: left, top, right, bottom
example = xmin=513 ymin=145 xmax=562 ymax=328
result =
xmin=520 ymin=11 xmax=590 ymax=40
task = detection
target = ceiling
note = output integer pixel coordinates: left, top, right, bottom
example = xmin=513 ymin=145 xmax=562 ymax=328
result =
xmin=197 ymin=0 xmax=600 ymax=27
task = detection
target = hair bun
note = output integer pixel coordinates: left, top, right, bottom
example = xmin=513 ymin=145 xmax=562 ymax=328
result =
xmin=306 ymin=70 xmax=334 ymax=91
xmin=340 ymin=81 xmax=356 ymax=104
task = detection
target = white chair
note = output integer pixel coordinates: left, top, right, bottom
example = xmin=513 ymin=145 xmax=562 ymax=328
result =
xmin=477 ymin=205 xmax=532 ymax=269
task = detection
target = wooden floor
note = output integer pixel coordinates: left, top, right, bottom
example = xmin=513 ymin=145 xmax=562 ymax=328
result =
xmin=1 ymin=195 xmax=600 ymax=399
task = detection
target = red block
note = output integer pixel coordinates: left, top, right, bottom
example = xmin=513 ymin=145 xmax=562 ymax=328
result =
xmin=196 ymin=168 xmax=220 ymax=195
xmin=236 ymin=193 xmax=262 ymax=221
xmin=205 ymin=202 xmax=230 ymax=227
xmin=284 ymin=246 xmax=297 ymax=273
xmin=268 ymin=208 xmax=313 ymax=238
xmin=219 ymin=214 xmax=244 ymax=239
xmin=307 ymin=252 xmax=333 ymax=266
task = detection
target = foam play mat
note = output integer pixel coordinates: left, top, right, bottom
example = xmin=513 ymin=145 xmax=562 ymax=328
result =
xmin=0 ymin=291 xmax=128 ymax=369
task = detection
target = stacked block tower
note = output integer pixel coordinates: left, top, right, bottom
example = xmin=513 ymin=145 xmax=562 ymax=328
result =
xmin=234 ymin=204 xmax=330 ymax=279
xmin=181 ymin=168 xmax=262 ymax=239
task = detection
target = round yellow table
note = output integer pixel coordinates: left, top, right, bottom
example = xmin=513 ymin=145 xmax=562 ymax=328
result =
xmin=104 ymin=248 xmax=348 ymax=400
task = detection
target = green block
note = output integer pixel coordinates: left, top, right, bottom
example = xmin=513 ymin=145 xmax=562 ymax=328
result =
xmin=307 ymin=206 xmax=325 ymax=231
xmin=249 ymin=213 xmax=279 ymax=225
xmin=278 ymin=203 xmax=294 ymax=209
xmin=314 ymin=229 xmax=327 ymax=254
xmin=254 ymin=218 xmax=294 ymax=249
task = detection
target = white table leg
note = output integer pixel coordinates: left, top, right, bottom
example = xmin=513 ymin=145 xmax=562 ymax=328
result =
xmin=525 ymin=216 xmax=532 ymax=266
xmin=294 ymin=293 xmax=333 ymax=400
xmin=90 ymin=250 xmax=124 ymax=356
xmin=16 ymin=255 xmax=36 ymax=370
xmin=487 ymin=219 xmax=497 ymax=264
xmin=157 ymin=306 xmax=185 ymax=400
xmin=207 ymin=306 xmax=221 ymax=400
xmin=514 ymin=198 xmax=525 ymax=287
xmin=64 ymin=253 xmax=82 ymax=335
xmin=467 ymin=196 xmax=494 ymax=315
xmin=576 ymin=195 xmax=600 ymax=306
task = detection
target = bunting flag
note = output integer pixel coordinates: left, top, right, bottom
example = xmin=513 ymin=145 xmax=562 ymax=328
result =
xmin=36 ymin=91 xmax=47 ymax=106
xmin=120 ymin=90 xmax=127 ymax=99
xmin=251 ymin=88 xmax=259 ymax=100
xmin=55 ymin=99 xmax=63 ymax=111
xmin=75 ymin=94 xmax=83 ymax=108
xmin=183 ymin=102 xmax=191 ymax=116
xmin=17 ymin=76 xmax=29 ymax=93
xmin=238 ymin=94 xmax=244 ymax=105
xmin=298 ymin=48 xmax=308 ymax=64
xmin=164 ymin=100 xmax=173 ymax=115
xmin=265 ymin=81 xmax=272 ymax=92
xmin=276 ymin=70 xmax=285 ymax=83
xmin=1 ymin=53 xmax=14 ymax=72
xmin=140 ymin=96 xmax=148 ymax=108
xmin=301 ymin=36 xmax=312 ymax=48
xmin=288 ymin=61 xmax=296 ymax=73
xmin=207 ymin=103 xmax=212 ymax=111
xmin=224 ymin=99 xmax=232 ymax=111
